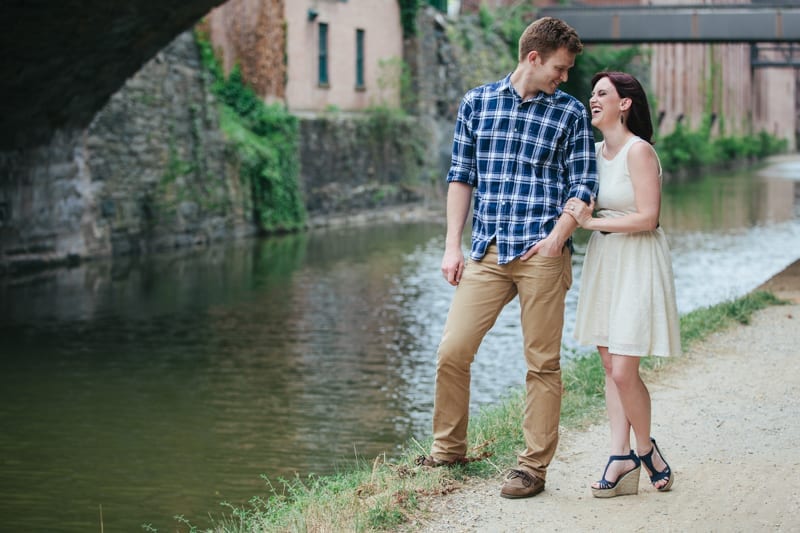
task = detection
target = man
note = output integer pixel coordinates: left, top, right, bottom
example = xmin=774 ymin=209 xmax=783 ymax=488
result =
xmin=416 ymin=17 xmax=598 ymax=499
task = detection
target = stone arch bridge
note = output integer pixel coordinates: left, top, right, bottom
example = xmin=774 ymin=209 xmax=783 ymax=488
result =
xmin=0 ymin=0 xmax=226 ymax=151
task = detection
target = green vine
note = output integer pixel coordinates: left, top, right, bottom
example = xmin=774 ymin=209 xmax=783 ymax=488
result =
xmin=398 ymin=0 xmax=420 ymax=38
xmin=195 ymin=28 xmax=306 ymax=233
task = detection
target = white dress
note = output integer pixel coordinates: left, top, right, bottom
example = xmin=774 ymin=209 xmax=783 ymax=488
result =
xmin=573 ymin=136 xmax=682 ymax=357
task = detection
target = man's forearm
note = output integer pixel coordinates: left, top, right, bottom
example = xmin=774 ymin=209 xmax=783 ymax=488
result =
xmin=549 ymin=210 xmax=580 ymax=248
xmin=445 ymin=182 xmax=473 ymax=248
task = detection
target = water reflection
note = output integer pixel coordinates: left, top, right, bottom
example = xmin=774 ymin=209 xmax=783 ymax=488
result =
xmin=659 ymin=162 xmax=800 ymax=311
xmin=0 ymin=225 xmax=448 ymax=532
xmin=660 ymin=163 xmax=799 ymax=231
xmin=0 ymin=160 xmax=798 ymax=532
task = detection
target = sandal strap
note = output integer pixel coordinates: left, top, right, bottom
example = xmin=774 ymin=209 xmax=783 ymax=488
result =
xmin=640 ymin=451 xmax=671 ymax=482
xmin=596 ymin=478 xmax=615 ymax=489
xmin=598 ymin=450 xmax=641 ymax=487
xmin=638 ymin=438 xmax=672 ymax=483
xmin=608 ymin=452 xmax=634 ymax=462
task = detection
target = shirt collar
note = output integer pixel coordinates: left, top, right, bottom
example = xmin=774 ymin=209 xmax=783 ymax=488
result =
xmin=499 ymin=74 xmax=557 ymax=105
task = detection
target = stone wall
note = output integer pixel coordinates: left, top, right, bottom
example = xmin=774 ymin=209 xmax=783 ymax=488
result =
xmin=0 ymin=32 xmax=257 ymax=274
xmin=298 ymin=113 xmax=433 ymax=217
xmin=0 ymin=128 xmax=99 ymax=271
xmin=0 ymin=26 xmax=445 ymax=275
xmin=403 ymin=7 xmax=520 ymax=187
xmin=86 ymin=31 xmax=255 ymax=256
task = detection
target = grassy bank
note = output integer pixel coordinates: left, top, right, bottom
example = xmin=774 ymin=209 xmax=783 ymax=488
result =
xmin=176 ymin=290 xmax=784 ymax=532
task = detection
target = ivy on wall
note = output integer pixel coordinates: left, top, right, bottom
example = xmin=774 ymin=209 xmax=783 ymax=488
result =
xmin=399 ymin=0 xmax=447 ymax=38
xmin=195 ymin=28 xmax=306 ymax=233
xmin=398 ymin=0 xmax=420 ymax=38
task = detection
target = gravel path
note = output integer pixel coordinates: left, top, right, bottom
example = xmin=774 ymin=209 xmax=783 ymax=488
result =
xmin=414 ymin=261 xmax=800 ymax=532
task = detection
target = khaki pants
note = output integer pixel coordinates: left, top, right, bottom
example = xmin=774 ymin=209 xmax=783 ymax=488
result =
xmin=431 ymin=244 xmax=572 ymax=479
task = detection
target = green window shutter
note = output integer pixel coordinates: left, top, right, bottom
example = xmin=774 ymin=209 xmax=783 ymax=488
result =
xmin=318 ymin=23 xmax=329 ymax=86
xmin=355 ymin=29 xmax=365 ymax=88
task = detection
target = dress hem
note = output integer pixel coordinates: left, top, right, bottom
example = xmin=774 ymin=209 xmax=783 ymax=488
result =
xmin=573 ymin=335 xmax=678 ymax=357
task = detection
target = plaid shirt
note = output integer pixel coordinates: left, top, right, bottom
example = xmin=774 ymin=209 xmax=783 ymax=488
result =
xmin=447 ymin=74 xmax=598 ymax=265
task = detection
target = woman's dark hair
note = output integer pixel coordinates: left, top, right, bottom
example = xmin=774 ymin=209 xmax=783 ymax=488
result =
xmin=591 ymin=71 xmax=654 ymax=145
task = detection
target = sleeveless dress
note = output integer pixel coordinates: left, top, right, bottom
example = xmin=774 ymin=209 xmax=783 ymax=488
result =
xmin=573 ymin=136 xmax=681 ymax=357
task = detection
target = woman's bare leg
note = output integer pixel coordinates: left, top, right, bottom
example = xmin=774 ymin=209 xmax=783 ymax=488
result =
xmin=591 ymin=347 xmax=636 ymax=487
xmin=607 ymin=351 xmax=669 ymax=488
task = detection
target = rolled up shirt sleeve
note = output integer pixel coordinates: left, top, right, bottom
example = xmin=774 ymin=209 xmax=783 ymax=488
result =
xmin=566 ymin=110 xmax=599 ymax=204
xmin=447 ymin=96 xmax=478 ymax=187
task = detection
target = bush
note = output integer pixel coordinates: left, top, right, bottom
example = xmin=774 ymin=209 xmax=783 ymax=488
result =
xmin=657 ymin=121 xmax=786 ymax=173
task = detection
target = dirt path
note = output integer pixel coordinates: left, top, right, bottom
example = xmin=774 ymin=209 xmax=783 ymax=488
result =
xmin=415 ymin=261 xmax=800 ymax=532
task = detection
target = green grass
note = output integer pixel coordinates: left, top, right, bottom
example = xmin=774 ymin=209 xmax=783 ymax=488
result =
xmin=163 ymin=290 xmax=786 ymax=532
xmin=679 ymin=290 xmax=783 ymax=346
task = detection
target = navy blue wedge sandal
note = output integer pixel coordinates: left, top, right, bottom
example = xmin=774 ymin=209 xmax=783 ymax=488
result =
xmin=639 ymin=437 xmax=674 ymax=491
xmin=591 ymin=450 xmax=641 ymax=498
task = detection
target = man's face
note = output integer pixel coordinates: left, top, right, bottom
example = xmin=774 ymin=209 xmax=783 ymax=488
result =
xmin=532 ymin=47 xmax=575 ymax=95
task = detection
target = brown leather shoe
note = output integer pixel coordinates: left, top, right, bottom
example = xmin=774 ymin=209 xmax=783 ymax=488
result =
xmin=500 ymin=469 xmax=545 ymax=499
xmin=414 ymin=454 xmax=466 ymax=467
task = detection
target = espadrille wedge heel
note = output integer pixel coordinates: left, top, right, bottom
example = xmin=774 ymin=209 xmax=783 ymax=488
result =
xmin=591 ymin=451 xmax=641 ymax=498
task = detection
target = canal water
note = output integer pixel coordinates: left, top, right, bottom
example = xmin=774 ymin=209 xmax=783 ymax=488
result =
xmin=1 ymin=159 xmax=798 ymax=532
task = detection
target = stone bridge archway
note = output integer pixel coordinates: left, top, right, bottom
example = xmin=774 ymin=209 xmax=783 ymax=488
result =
xmin=0 ymin=0 xmax=227 ymax=150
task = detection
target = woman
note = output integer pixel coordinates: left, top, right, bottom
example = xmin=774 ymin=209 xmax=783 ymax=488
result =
xmin=565 ymin=71 xmax=681 ymax=498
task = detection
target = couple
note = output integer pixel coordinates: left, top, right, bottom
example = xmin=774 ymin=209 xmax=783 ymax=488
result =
xmin=416 ymin=17 xmax=681 ymax=499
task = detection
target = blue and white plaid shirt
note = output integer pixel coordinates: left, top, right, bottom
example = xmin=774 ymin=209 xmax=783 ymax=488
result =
xmin=447 ymin=74 xmax=598 ymax=265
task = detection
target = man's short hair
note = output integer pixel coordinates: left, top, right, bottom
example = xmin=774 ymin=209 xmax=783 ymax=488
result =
xmin=518 ymin=16 xmax=583 ymax=62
